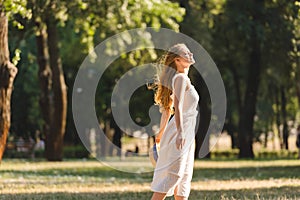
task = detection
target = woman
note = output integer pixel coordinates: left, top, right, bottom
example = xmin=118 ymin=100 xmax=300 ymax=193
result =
xmin=150 ymin=43 xmax=199 ymax=200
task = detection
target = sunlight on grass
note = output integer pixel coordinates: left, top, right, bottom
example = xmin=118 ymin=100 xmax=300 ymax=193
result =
xmin=0 ymin=159 xmax=299 ymax=199
xmin=194 ymin=159 xmax=300 ymax=168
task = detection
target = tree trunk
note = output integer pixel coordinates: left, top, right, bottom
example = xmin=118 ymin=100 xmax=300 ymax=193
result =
xmin=35 ymin=21 xmax=52 ymax=158
xmin=296 ymin=51 xmax=300 ymax=107
xmin=226 ymin=116 xmax=237 ymax=149
xmin=263 ymin=120 xmax=269 ymax=148
xmin=191 ymin=69 xmax=211 ymax=159
xmin=274 ymin=86 xmax=283 ymax=149
xmin=112 ymin=128 xmax=122 ymax=157
xmin=44 ymin=15 xmax=67 ymax=161
xmin=228 ymin=66 xmax=241 ymax=149
xmin=179 ymin=0 xmax=191 ymax=17
xmin=297 ymin=77 xmax=300 ymax=107
xmin=238 ymin=37 xmax=261 ymax=158
xmin=230 ymin=66 xmax=242 ymax=116
xmin=0 ymin=11 xmax=18 ymax=161
xmin=237 ymin=0 xmax=263 ymax=158
xmin=178 ymin=0 xmax=212 ymax=159
xmin=281 ymin=86 xmax=288 ymax=150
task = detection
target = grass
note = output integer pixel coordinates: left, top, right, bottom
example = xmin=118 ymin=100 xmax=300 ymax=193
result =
xmin=0 ymin=158 xmax=299 ymax=200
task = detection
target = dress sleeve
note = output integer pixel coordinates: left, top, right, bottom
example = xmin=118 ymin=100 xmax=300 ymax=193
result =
xmin=172 ymin=74 xmax=188 ymax=137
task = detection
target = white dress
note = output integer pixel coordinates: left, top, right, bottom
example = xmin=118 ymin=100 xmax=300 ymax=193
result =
xmin=151 ymin=73 xmax=199 ymax=197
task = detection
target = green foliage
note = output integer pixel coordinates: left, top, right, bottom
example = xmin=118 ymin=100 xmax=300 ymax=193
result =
xmin=210 ymin=149 xmax=239 ymax=159
xmin=5 ymin=0 xmax=300 ymax=153
xmin=63 ymin=145 xmax=89 ymax=158
xmin=2 ymin=0 xmax=31 ymax=19
xmin=255 ymin=149 xmax=298 ymax=159
xmin=2 ymin=0 xmax=31 ymax=35
xmin=6 ymin=0 xmax=185 ymax=146
xmin=180 ymin=0 xmax=226 ymax=50
xmin=11 ymin=35 xmax=43 ymax=138
xmin=211 ymin=0 xmax=300 ymax=149
xmin=69 ymin=0 xmax=184 ymax=54
xmin=210 ymin=149 xmax=298 ymax=159
xmin=4 ymin=145 xmax=90 ymax=159
xmin=11 ymin=48 xmax=21 ymax=65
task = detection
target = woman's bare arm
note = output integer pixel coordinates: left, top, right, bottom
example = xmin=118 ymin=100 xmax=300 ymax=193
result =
xmin=155 ymin=108 xmax=171 ymax=143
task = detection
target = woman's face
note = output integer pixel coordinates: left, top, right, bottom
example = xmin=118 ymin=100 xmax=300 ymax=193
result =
xmin=179 ymin=46 xmax=195 ymax=65
xmin=175 ymin=46 xmax=195 ymax=71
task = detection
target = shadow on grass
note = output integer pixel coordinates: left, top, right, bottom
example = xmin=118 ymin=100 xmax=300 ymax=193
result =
xmin=1 ymin=186 xmax=299 ymax=200
xmin=193 ymin=165 xmax=300 ymax=181
xmin=0 ymin=166 xmax=153 ymax=180
xmin=2 ymin=165 xmax=299 ymax=182
xmin=189 ymin=186 xmax=300 ymax=200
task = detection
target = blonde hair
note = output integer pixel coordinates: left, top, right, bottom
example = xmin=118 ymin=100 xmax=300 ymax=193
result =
xmin=149 ymin=44 xmax=188 ymax=113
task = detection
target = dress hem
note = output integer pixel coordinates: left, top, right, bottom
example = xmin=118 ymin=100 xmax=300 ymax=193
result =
xmin=150 ymin=188 xmax=189 ymax=198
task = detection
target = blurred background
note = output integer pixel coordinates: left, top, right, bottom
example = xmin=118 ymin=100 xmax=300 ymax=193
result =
xmin=1 ymin=0 xmax=300 ymax=161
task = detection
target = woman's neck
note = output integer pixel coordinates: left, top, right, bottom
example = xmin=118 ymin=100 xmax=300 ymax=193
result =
xmin=177 ymin=68 xmax=189 ymax=75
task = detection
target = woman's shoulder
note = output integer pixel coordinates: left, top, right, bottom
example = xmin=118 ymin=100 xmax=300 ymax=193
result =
xmin=172 ymin=73 xmax=190 ymax=83
xmin=171 ymin=73 xmax=191 ymax=90
xmin=172 ymin=73 xmax=189 ymax=83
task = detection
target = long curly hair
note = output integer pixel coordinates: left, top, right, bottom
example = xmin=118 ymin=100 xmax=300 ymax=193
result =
xmin=149 ymin=44 xmax=188 ymax=113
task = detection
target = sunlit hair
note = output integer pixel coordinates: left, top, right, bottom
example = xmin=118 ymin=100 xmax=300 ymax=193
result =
xmin=148 ymin=43 xmax=188 ymax=113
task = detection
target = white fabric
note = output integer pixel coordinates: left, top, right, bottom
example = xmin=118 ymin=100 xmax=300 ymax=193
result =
xmin=151 ymin=73 xmax=199 ymax=197
xmin=173 ymin=73 xmax=188 ymax=137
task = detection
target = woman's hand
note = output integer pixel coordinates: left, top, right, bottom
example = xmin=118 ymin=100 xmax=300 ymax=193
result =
xmin=176 ymin=133 xmax=185 ymax=150
xmin=155 ymin=137 xmax=161 ymax=144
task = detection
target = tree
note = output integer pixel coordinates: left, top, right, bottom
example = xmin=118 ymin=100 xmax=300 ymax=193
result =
xmin=291 ymin=2 xmax=300 ymax=107
xmin=29 ymin=1 xmax=67 ymax=161
xmin=79 ymin=0 xmax=185 ymax=157
xmin=178 ymin=0 xmax=226 ymax=159
xmin=10 ymin=0 xmax=184 ymax=159
xmin=0 ymin=4 xmax=18 ymax=161
xmin=213 ymin=0 xmax=298 ymax=157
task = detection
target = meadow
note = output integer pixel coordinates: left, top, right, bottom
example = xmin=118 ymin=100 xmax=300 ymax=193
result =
xmin=0 ymin=158 xmax=299 ymax=200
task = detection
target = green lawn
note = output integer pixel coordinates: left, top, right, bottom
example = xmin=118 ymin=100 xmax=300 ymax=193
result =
xmin=0 ymin=159 xmax=299 ymax=200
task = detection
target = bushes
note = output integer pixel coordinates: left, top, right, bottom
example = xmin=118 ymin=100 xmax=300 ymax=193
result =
xmin=5 ymin=146 xmax=298 ymax=160
xmin=4 ymin=145 xmax=90 ymax=159
xmin=4 ymin=149 xmax=35 ymax=159
xmin=255 ymin=150 xmax=298 ymax=159
xmin=210 ymin=149 xmax=298 ymax=159
xmin=63 ymin=145 xmax=90 ymax=158
xmin=210 ymin=149 xmax=239 ymax=159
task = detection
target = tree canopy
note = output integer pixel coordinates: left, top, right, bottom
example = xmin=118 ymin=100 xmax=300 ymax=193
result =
xmin=1 ymin=0 xmax=300 ymax=160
